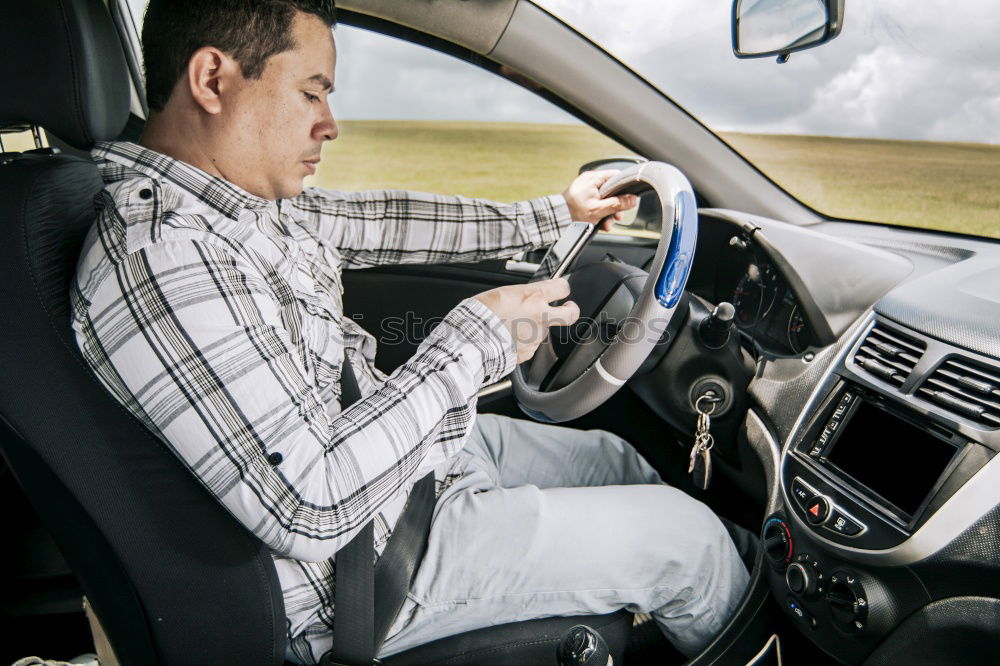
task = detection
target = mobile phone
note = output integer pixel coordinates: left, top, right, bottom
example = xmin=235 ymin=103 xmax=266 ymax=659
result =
xmin=529 ymin=221 xmax=596 ymax=282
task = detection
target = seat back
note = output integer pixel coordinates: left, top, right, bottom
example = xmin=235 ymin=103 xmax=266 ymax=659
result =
xmin=0 ymin=1 xmax=286 ymax=663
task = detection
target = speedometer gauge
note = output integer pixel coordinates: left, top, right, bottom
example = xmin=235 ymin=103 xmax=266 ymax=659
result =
xmin=732 ymin=262 xmax=779 ymax=327
xmin=787 ymin=306 xmax=809 ymax=354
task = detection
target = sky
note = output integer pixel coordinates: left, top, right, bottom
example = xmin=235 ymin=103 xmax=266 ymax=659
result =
xmin=330 ymin=0 xmax=1000 ymax=144
xmin=331 ymin=22 xmax=576 ymax=124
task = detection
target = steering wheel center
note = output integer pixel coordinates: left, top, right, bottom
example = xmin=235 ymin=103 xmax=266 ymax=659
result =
xmin=542 ymin=262 xmax=649 ymax=393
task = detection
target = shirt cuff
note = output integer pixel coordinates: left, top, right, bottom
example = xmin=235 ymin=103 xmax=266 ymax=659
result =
xmin=520 ymin=194 xmax=572 ymax=249
xmin=432 ymin=297 xmax=516 ymax=386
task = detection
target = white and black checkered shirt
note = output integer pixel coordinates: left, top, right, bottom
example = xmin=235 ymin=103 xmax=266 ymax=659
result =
xmin=70 ymin=141 xmax=569 ymax=663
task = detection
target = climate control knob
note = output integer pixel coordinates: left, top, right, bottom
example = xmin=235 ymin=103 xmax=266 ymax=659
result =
xmin=827 ymin=570 xmax=869 ymax=633
xmin=762 ymin=516 xmax=793 ymax=566
xmin=785 ymin=563 xmax=817 ymax=597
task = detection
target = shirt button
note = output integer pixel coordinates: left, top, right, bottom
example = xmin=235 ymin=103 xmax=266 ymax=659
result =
xmin=267 ymin=452 xmax=283 ymax=466
xmin=138 ymin=188 xmax=152 ymax=200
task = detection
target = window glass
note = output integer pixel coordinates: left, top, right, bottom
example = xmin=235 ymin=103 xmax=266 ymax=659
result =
xmin=125 ymin=0 xmax=146 ymax=29
xmin=311 ymin=26 xmax=642 ymax=232
xmin=540 ymin=0 xmax=1000 ymax=239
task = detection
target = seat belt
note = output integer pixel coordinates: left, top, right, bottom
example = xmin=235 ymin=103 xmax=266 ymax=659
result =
xmin=325 ymin=359 xmax=436 ymax=666
xmin=326 ymin=359 xmax=374 ymax=666
xmin=374 ymin=470 xmax=435 ymax=648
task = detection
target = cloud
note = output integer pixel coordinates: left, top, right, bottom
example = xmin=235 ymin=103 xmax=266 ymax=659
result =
xmin=331 ymin=1 xmax=1000 ymax=145
xmin=543 ymin=0 xmax=1000 ymax=144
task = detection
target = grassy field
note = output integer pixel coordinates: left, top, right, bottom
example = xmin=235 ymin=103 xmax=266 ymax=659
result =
xmin=308 ymin=120 xmax=632 ymax=203
xmin=308 ymin=120 xmax=1000 ymax=239
xmin=723 ymin=132 xmax=1000 ymax=238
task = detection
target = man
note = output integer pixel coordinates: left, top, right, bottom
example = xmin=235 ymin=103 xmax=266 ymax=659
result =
xmin=71 ymin=0 xmax=749 ymax=662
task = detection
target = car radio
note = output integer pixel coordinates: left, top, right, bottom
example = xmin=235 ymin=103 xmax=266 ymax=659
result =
xmin=782 ymin=380 xmax=979 ymax=548
xmin=802 ymin=385 xmax=963 ymax=525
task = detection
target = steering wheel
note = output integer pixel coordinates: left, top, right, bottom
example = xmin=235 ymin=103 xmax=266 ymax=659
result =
xmin=512 ymin=162 xmax=698 ymax=423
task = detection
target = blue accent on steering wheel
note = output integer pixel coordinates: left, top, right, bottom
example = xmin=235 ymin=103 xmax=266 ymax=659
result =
xmin=518 ymin=403 xmax=556 ymax=424
xmin=654 ymin=189 xmax=698 ymax=309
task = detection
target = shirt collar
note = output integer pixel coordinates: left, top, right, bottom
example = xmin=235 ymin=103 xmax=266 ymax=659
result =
xmin=92 ymin=141 xmax=273 ymax=221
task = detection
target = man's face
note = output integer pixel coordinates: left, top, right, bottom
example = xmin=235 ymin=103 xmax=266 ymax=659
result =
xmin=223 ymin=12 xmax=337 ymax=200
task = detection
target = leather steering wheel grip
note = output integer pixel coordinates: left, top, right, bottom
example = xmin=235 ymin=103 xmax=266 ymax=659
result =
xmin=512 ymin=161 xmax=699 ymax=423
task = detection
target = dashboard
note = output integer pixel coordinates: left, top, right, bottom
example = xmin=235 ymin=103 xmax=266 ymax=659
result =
xmin=683 ymin=209 xmax=888 ymax=361
xmin=683 ymin=211 xmax=1000 ymax=664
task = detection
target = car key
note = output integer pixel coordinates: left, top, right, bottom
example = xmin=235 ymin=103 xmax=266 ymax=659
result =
xmin=689 ymin=393 xmax=718 ymax=490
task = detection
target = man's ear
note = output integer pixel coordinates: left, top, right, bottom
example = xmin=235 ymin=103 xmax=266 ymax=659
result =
xmin=186 ymin=47 xmax=237 ymax=115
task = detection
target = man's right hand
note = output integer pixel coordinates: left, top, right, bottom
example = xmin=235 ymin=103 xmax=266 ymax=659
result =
xmin=474 ymin=278 xmax=581 ymax=364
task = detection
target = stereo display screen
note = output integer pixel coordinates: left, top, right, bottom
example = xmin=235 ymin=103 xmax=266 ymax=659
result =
xmin=825 ymin=400 xmax=959 ymax=517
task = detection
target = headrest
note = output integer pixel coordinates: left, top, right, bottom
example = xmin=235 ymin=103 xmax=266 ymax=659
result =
xmin=0 ymin=0 xmax=131 ymax=150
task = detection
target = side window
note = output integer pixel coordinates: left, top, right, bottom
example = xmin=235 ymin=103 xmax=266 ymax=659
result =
xmin=125 ymin=0 xmax=147 ymax=28
xmin=312 ymin=25 xmax=646 ymax=235
xmin=115 ymin=10 xmax=647 ymax=234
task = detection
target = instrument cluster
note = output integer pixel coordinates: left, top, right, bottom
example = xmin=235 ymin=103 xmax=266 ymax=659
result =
xmin=716 ymin=252 xmax=813 ymax=356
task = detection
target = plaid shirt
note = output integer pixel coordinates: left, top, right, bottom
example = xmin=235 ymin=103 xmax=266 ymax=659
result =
xmin=70 ymin=141 xmax=569 ymax=663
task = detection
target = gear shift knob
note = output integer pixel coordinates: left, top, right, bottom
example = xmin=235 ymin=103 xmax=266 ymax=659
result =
xmin=556 ymin=624 xmax=613 ymax=666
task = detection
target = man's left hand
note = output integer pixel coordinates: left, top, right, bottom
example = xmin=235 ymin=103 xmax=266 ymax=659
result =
xmin=562 ymin=169 xmax=639 ymax=231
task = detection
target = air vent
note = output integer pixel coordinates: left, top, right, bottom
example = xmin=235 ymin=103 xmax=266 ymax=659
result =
xmin=852 ymin=324 xmax=926 ymax=388
xmin=919 ymin=357 xmax=1000 ymax=428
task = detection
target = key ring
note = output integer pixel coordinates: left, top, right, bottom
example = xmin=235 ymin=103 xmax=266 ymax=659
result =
xmin=699 ymin=433 xmax=714 ymax=452
xmin=695 ymin=393 xmax=718 ymax=416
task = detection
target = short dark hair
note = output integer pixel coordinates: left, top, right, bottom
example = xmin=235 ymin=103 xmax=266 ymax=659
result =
xmin=142 ymin=0 xmax=337 ymax=112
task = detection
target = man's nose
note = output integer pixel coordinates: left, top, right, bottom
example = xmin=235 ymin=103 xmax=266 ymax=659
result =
xmin=317 ymin=102 xmax=338 ymax=142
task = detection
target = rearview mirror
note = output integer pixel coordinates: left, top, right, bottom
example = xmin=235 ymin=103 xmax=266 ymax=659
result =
xmin=732 ymin=0 xmax=845 ymax=62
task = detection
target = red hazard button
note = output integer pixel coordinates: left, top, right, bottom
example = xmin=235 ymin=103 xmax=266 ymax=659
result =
xmin=805 ymin=496 xmax=830 ymax=525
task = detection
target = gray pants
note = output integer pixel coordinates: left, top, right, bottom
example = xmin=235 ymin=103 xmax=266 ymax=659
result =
xmin=379 ymin=414 xmax=750 ymax=658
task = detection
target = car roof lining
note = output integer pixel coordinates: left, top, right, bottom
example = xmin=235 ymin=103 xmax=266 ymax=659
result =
xmin=338 ymin=0 xmax=519 ymax=54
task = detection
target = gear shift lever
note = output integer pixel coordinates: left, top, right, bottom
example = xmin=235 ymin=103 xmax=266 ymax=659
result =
xmin=556 ymin=624 xmax=613 ymax=665
xmin=698 ymin=301 xmax=736 ymax=349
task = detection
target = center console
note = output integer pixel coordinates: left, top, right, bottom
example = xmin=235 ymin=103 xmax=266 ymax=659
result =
xmin=760 ymin=316 xmax=999 ymax=663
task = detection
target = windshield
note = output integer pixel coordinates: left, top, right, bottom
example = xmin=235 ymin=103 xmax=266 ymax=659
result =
xmin=539 ymin=0 xmax=1000 ymax=239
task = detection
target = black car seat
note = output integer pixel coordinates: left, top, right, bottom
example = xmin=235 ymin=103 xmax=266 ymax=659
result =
xmin=0 ymin=0 xmax=632 ymax=664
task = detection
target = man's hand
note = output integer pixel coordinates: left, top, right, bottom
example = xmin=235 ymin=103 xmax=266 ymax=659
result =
xmin=474 ymin=278 xmax=580 ymax=364
xmin=562 ymin=169 xmax=639 ymax=231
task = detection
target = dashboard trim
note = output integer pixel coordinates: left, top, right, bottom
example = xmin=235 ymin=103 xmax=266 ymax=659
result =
xmin=747 ymin=408 xmax=782 ymax=515
xmin=782 ymin=315 xmax=869 ymax=461
xmin=701 ymin=209 xmax=913 ymax=346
